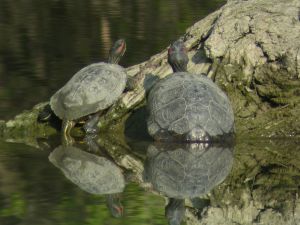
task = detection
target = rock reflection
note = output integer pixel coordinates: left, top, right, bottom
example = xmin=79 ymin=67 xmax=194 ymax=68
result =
xmin=49 ymin=136 xmax=125 ymax=218
xmin=143 ymin=142 xmax=234 ymax=225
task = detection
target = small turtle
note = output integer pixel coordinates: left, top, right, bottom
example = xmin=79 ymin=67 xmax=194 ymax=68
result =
xmin=143 ymin=142 xmax=233 ymax=225
xmin=147 ymin=40 xmax=234 ymax=142
xmin=49 ymin=141 xmax=125 ymax=217
xmin=39 ymin=39 xmax=130 ymax=139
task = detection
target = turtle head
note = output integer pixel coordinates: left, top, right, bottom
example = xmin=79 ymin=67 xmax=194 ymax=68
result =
xmin=108 ymin=39 xmax=126 ymax=64
xmin=106 ymin=194 xmax=124 ymax=218
xmin=168 ymin=40 xmax=188 ymax=72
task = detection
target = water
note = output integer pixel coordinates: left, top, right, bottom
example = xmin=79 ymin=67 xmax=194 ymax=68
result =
xmin=0 ymin=139 xmax=166 ymax=225
xmin=0 ymin=0 xmax=225 ymax=120
xmin=0 ymin=1 xmax=299 ymax=225
xmin=0 ymin=137 xmax=299 ymax=225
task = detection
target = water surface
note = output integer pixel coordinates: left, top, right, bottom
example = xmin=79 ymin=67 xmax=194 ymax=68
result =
xmin=0 ymin=138 xmax=299 ymax=225
xmin=0 ymin=0 xmax=225 ymax=119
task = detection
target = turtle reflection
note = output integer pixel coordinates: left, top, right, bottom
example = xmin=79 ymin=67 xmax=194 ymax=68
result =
xmin=144 ymin=142 xmax=234 ymax=225
xmin=49 ymin=139 xmax=125 ymax=218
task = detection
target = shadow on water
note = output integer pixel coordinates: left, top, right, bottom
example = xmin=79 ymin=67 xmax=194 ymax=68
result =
xmin=125 ymin=72 xmax=160 ymax=142
xmin=125 ymin=105 xmax=151 ymax=141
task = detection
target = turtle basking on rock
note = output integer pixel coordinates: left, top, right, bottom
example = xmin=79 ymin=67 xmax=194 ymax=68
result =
xmin=39 ymin=39 xmax=132 ymax=139
xmin=147 ymin=40 xmax=234 ymax=142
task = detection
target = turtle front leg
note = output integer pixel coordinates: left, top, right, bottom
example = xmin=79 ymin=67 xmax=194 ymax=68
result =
xmin=62 ymin=120 xmax=75 ymax=145
xmin=83 ymin=111 xmax=102 ymax=134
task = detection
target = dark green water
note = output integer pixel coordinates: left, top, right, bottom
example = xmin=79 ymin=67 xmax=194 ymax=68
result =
xmin=0 ymin=140 xmax=167 ymax=225
xmin=0 ymin=137 xmax=299 ymax=225
xmin=0 ymin=0 xmax=225 ymax=120
xmin=0 ymin=1 xmax=299 ymax=225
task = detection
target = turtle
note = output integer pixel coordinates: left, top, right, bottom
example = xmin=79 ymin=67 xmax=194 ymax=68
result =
xmin=49 ymin=140 xmax=125 ymax=218
xmin=147 ymin=40 xmax=234 ymax=142
xmin=39 ymin=39 xmax=130 ymax=139
xmin=143 ymin=142 xmax=234 ymax=225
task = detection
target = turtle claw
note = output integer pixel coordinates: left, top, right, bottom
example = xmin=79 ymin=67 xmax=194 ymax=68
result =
xmin=62 ymin=133 xmax=75 ymax=146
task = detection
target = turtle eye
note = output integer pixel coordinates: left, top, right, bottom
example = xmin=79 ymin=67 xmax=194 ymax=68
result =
xmin=168 ymin=47 xmax=174 ymax=55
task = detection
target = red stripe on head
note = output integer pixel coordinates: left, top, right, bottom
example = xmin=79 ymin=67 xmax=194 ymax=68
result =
xmin=116 ymin=41 xmax=125 ymax=54
xmin=114 ymin=205 xmax=124 ymax=216
xmin=168 ymin=47 xmax=174 ymax=55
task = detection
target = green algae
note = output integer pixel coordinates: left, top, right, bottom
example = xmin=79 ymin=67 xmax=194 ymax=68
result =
xmin=0 ymin=102 xmax=58 ymax=145
xmin=209 ymin=55 xmax=300 ymax=139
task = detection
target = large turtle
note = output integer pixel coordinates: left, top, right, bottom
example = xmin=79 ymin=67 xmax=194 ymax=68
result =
xmin=49 ymin=140 xmax=125 ymax=217
xmin=143 ymin=142 xmax=234 ymax=225
xmin=39 ymin=39 xmax=129 ymax=138
xmin=147 ymin=40 xmax=234 ymax=142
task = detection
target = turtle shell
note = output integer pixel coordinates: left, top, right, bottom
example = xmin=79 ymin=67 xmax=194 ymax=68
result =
xmin=147 ymin=72 xmax=234 ymax=142
xmin=50 ymin=62 xmax=127 ymax=120
xmin=49 ymin=145 xmax=125 ymax=195
xmin=143 ymin=142 xmax=233 ymax=198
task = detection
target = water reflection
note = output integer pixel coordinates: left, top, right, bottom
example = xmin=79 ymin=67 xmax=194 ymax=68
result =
xmin=49 ymin=137 xmax=125 ymax=217
xmin=143 ymin=142 xmax=234 ymax=225
xmin=46 ymin=135 xmax=234 ymax=225
xmin=0 ymin=137 xmax=299 ymax=224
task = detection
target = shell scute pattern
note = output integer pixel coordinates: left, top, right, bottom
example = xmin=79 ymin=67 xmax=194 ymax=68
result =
xmin=186 ymin=103 xmax=210 ymax=125
xmin=50 ymin=62 xmax=126 ymax=120
xmin=154 ymin=98 xmax=186 ymax=129
xmin=204 ymin=118 xmax=223 ymax=137
xmin=160 ymin=85 xmax=184 ymax=105
xmin=150 ymin=84 xmax=185 ymax=112
xmin=183 ymin=84 xmax=210 ymax=106
xmin=147 ymin=72 xmax=234 ymax=141
xmin=168 ymin=117 xmax=190 ymax=135
xmin=210 ymin=102 xmax=229 ymax=130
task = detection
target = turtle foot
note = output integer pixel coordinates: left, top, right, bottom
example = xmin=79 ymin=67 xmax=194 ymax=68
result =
xmin=62 ymin=133 xmax=75 ymax=146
